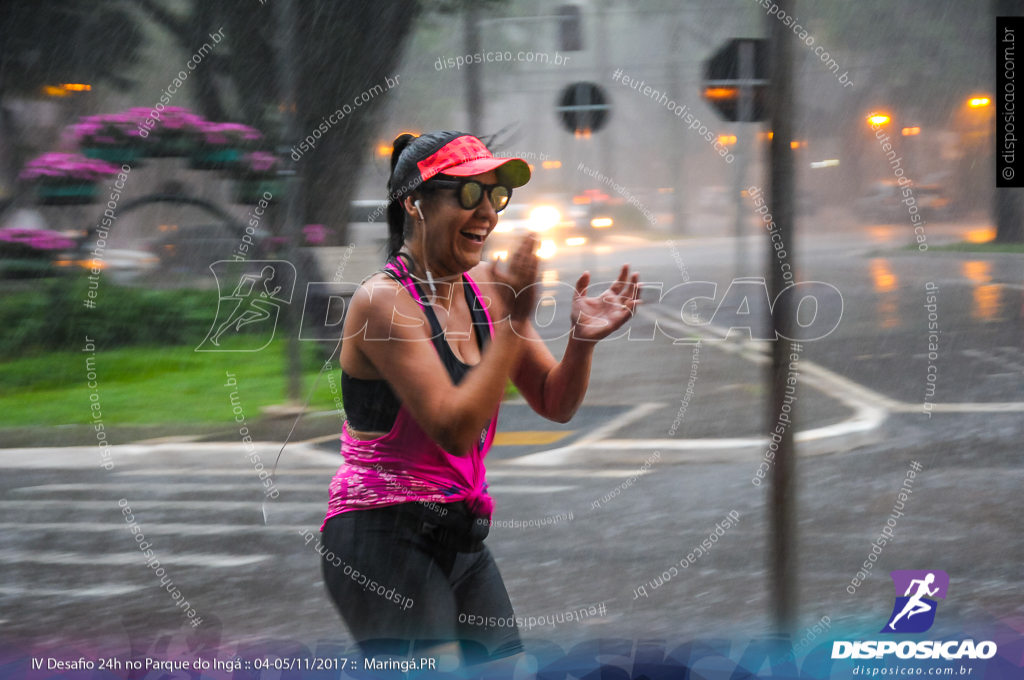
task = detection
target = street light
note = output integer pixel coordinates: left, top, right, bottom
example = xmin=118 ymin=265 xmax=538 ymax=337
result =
xmin=902 ymin=127 xmax=921 ymax=136
xmin=868 ymin=114 xmax=890 ymax=126
xmin=969 ymin=97 xmax=991 ymax=108
xmin=42 ymin=83 xmax=91 ymax=97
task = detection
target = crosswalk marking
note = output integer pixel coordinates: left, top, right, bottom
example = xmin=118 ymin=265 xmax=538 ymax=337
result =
xmin=12 ymin=483 xmax=331 ymax=493
xmin=0 ymin=500 xmax=326 ymax=510
xmin=488 ymin=469 xmax=640 ymax=478
xmin=11 ymin=483 xmax=577 ymax=494
xmin=0 ymin=487 xmax=576 ymax=511
xmin=488 ymin=485 xmax=574 ymax=493
xmin=0 ymin=449 xmax=622 ymax=610
xmin=0 ymin=523 xmax=310 ymax=536
xmin=114 ymin=469 xmax=335 ymax=476
xmin=0 ymin=550 xmax=270 ymax=567
xmin=0 ymin=585 xmax=147 ymax=597
xmin=109 ymin=468 xmax=637 ymax=478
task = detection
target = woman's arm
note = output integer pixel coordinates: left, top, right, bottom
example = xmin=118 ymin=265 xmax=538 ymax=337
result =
xmin=349 ymin=279 xmax=530 ymax=456
xmin=511 ymin=326 xmax=594 ymax=423
xmin=497 ymin=265 xmax=642 ymax=423
xmin=344 ymin=239 xmax=538 ymax=456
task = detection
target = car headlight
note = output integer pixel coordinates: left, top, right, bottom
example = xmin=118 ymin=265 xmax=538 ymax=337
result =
xmin=536 ymin=240 xmax=557 ymax=259
xmin=528 ymin=206 xmax=561 ymax=232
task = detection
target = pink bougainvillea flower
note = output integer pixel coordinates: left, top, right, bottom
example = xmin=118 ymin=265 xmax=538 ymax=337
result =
xmin=244 ymin=151 xmax=279 ymax=173
xmin=0 ymin=227 xmax=77 ymax=251
xmin=303 ymin=224 xmax=326 ymax=244
xmin=18 ymin=153 xmax=121 ymax=182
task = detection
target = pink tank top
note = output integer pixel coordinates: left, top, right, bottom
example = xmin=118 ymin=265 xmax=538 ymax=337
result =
xmin=321 ymin=260 xmax=499 ymax=530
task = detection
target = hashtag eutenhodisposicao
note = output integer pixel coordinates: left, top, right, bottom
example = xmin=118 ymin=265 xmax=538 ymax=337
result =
xmin=612 ymin=68 xmax=734 ymax=163
xmin=458 ymin=602 xmax=606 ymax=631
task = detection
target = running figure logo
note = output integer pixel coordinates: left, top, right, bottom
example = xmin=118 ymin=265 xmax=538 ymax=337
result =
xmin=197 ymin=260 xmax=296 ymax=352
xmin=881 ymin=570 xmax=949 ymax=633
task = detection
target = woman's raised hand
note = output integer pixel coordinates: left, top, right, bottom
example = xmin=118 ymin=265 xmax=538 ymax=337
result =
xmin=489 ymin=234 xmax=539 ymax=323
xmin=570 ymin=264 xmax=642 ymax=341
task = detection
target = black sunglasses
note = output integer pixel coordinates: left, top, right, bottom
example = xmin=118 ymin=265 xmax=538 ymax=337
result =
xmin=424 ymin=178 xmax=512 ymax=213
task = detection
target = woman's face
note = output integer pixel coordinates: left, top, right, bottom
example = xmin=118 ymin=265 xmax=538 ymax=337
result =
xmin=407 ymin=169 xmax=501 ymax=275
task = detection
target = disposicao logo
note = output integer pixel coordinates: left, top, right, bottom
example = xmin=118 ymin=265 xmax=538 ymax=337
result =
xmin=196 ymin=260 xmax=295 ymax=352
xmin=882 ymin=569 xmax=948 ymax=633
xmin=831 ymin=570 xmax=998 ymax=660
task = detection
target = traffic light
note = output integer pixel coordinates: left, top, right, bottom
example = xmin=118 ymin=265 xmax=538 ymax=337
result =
xmin=702 ymin=39 xmax=769 ymax=122
xmin=556 ymin=82 xmax=610 ymax=134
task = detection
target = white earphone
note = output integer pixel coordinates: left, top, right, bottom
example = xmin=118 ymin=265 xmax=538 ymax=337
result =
xmin=412 ymin=199 xmax=436 ymax=298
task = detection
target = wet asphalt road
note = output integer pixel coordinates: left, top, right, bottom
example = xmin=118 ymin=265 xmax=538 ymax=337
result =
xmin=1 ymin=220 xmax=1022 ymax=661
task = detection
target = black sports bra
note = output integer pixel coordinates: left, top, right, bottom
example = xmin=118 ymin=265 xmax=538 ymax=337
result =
xmin=340 ymin=265 xmax=491 ymax=433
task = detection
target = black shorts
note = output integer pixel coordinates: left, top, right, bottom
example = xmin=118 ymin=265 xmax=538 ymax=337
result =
xmin=320 ymin=502 xmax=522 ymax=663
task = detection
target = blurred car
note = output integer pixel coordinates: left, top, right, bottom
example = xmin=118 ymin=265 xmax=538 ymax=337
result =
xmin=914 ymin=184 xmax=951 ymax=220
xmin=856 ymin=181 xmax=950 ymax=223
xmin=855 ymin=181 xmax=904 ymax=223
xmin=150 ymin=223 xmax=251 ymax=274
xmin=348 ymin=199 xmax=389 ymax=247
xmin=485 ymin=199 xmax=586 ymax=262
xmin=573 ymin=190 xmax=617 ymax=244
xmin=53 ymin=249 xmax=160 ymax=275
xmin=349 ymin=200 xmax=389 ymax=223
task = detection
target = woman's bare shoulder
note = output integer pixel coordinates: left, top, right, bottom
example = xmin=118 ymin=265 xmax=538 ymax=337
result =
xmin=348 ymin=271 xmax=408 ymax=316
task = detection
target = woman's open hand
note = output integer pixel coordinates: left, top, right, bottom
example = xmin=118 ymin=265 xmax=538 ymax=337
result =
xmin=489 ymin=234 xmax=538 ymax=323
xmin=570 ymin=264 xmax=642 ymax=341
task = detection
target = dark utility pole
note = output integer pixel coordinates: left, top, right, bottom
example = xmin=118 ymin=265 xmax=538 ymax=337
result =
xmin=732 ymin=40 xmax=755 ymax=280
xmin=766 ymin=0 xmax=798 ymax=635
xmin=464 ymin=0 xmax=483 ymax=135
xmin=274 ymin=0 xmax=303 ymax=402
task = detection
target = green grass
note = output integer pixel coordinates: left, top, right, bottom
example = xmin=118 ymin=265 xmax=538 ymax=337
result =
xmin=918 ymin=241 xmax=1024 ymax=254
xmin=0 ymin=341 xmax=343 ymax=428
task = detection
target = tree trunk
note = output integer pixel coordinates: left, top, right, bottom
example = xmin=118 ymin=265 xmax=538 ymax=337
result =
xmin=995 ymin=188 xmax=1024 ymax=243
xmin=295 ymin=1 xmax=419 ymax=247
xmin=187 ymin=0 xmax=229 ymax=122
xmin=138 ymin=0 xmax=420 ymax=248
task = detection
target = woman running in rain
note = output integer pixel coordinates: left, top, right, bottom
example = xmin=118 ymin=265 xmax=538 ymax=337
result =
xmin=318 ymin=131 xmax=641 ymax=662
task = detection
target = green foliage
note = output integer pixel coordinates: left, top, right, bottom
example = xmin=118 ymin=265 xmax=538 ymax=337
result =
xmin=812 ymin=0 xmax=988 ymax=121
xmin=0 ymin=0 xmax=144 ymax=94
xmin=922 ymin=242 xmax=1024 ymax=253
xmin=0 ymin=276 xmax=226 ymax=358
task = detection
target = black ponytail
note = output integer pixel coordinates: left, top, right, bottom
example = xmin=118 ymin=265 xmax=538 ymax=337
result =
xmin=386 ymin=133 xmax=418 ymax=261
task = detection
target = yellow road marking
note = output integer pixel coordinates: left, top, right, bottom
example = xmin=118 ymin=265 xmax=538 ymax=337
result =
xmin=493 ymin=431 xmax=574 ymax=446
